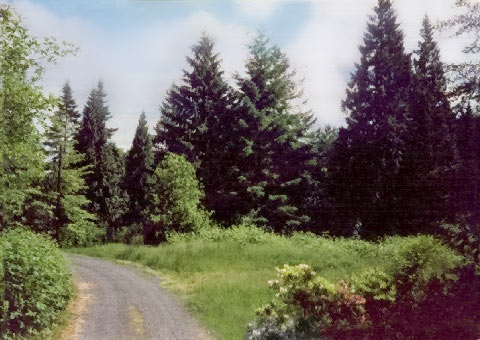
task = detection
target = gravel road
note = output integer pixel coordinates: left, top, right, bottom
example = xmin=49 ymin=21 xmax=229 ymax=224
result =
xmin=69 ymin=254 xmax=211 ymax=340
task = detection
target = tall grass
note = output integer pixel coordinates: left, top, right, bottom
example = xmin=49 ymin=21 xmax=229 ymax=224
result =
xmin=69 ymin=227 xmax=436 ymax=340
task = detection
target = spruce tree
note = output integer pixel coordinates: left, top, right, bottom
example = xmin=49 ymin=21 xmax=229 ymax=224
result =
xmin=231 ymin=33 xmax=315 ymax=231
xmin=329 ymin=0 xmax=412 ymax=237
xmin=123 ymin=112 xmax=154 ymax=229
xmin=397 ymin=16 xmax=457 ymax=233
xmin=154 ymin=34 xmax=233 ymax=219
xmin=302 ymin=126 xmax=338 ymax=232
xmin=75 ymin=81 xmax=126 ymax=240
xmin=41 ymin=81 xmax=97 ymax=243
xmin=454 ymin=103 xmax=480 ymax=225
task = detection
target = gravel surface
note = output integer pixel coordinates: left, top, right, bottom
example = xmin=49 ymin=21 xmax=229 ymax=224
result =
xmin=69 ymin=254 xmax=211 ymax=340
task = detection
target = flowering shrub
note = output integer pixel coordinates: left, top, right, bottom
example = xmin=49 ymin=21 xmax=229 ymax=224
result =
xmin=247 ymin=264 xmax=368 ymax=340
xmin=249 ymin=236 xmax=480 ymax=340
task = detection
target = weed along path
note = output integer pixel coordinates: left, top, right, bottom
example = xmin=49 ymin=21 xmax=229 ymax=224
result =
xmin=68 ymin=254 xmax=211 ymax=340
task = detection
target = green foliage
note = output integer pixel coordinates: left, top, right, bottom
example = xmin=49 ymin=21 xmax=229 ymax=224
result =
xmin=398 ymin=16 xmax=457 ymax=233
xmin=250 ymin=235 xmax=475 ymax=340
xmin=248 ymin=264 xmax=367 ymax=340
xmin=0 ymin=228 xmax=72 ymax=339
xmin=328 ymin=0 xmax=413 ymax=236
xmin=36 ymin=81 xmax=102 ymax=247
xmin=0 ymin=6 xmax=75 ymax=228
xmin=437 ymin=0 xmax=480 ymax=99
xmin=441 ymin=223 xmax=480 ymax=273
xmin=71 ymin=228 xmax=385 ymax=340
xmin=74 ymin=82 xmax=127 ymax=240
xmin=228 ymin=32 xmax=315 ymax=231
xmin=168 ymin=222 xmax=284 ymax=245
xmin=73 ymin=229 xmax=471 ymax=340
xmin=154 ymin=34 xmax=235 ymax=222
xmin=123 ymin=112 xmax=154 ymax=232
xmin=351 ymin=269 xmax=396 ymax=302
xmin=146 ymin=153 xmax=210 ymax=243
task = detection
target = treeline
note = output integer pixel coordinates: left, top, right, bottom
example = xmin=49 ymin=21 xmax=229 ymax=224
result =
xmin=1 ymin=0 xmax=480 ymax=245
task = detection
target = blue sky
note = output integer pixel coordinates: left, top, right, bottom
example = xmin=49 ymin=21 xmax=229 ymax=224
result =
xmin=9 ymin=0 xmax=474 ymax=149
xmin=31 ymin=0 xmax=313 ymax=44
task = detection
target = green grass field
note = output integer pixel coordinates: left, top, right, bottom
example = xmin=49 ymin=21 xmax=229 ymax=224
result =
xmin=68 ymin=232 xmax=411 ymax=340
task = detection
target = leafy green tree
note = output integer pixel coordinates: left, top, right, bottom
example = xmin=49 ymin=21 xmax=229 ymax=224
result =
xmin=145 ymin=153 xmax=210 ymax=244
xmin=0 ymin=6 xmax=75 ymax=229
xmin=74 ymin=81 xmax=126 ymax=240
xmin=123 ymin=112 xmax=154 ymax=229
xmin=154 ymin=34 xmax=234 ymax=219
xmin=397 ymin=16 xmax=457 ymax=233
xmin=329 ymin=0 xmax=412 ymax=237
xmin=230 ymin=33 xmax=315 ymax=231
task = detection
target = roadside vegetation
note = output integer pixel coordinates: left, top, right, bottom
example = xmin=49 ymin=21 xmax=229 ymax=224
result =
xmin=0 ymin=229 xmax=72 ymax=339
xmin=70 ymin=225 xmax=480 ymax=340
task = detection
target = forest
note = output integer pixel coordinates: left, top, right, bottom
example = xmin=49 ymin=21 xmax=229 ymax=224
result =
xmin=1 ymin=0 xmax=480 ymax=339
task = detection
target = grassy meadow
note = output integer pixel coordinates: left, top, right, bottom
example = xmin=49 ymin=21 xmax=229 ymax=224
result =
xmin=69 ymin=229 xmax=414 ymax=340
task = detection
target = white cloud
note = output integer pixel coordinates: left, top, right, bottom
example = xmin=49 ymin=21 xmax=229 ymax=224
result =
xmin=235 ymin=0 xmax=283 ymax=20
xmin=287 ymin=0 xmax=473 ymax=127
xmin=12 ymin=1 xmax=249 ymax=150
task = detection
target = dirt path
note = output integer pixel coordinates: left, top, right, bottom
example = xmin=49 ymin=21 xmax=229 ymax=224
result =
xmin=68 ymin=254 xmax=211 ymax=340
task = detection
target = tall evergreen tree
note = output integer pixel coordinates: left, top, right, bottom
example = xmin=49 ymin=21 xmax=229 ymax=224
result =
xmin=74 ymin=81 xmax=126 ymax=240
xmin=454 ymin=103 xmax=480 ymax=225
xmin=230 ymin=33 xmax=315 ymax=231
xmin=123 ymin=112 xmax=154 ymax=228
xmin=397 ymin=16 xmax=457 ymax=233
xmin=329 ymin=0 xmax=412 ymax=237
xmin=302 ymin=126 xmax=338 ymax=232
xmin=154 ymin=34 xmax=234 ymax=219
xmin=40 ymin=81 xmax=97 ymax=243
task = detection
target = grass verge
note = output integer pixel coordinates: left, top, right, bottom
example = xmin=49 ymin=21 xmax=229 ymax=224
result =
xmin=68 ymin=231 xmax=406 ymax=340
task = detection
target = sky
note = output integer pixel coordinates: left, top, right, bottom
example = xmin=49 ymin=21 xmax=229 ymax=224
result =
xmin=7 ymin=0 xmax=476 ymax=150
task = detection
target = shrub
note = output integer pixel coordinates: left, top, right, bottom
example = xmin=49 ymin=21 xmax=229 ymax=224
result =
xmin=60 ymin=219 xmax=104 ymax=247
xmin=247 ymin=264 xmax=368 ymax=340
xmin=249 ymin=236 xmax=479 ymax=340
xmin=113 ymin=224 xmax=144 ymax=245
xmin=440 ymin=223 xmax=480 ymax=273
xmin=0 ymin=228 xmax=72 ymax=338
xmin=167 ymin=222 xmax=287 ymax=245
xmin=146 ymin=153 xmax=211 ymax=244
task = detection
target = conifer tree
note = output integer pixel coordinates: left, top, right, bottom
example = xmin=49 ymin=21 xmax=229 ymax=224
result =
xmin=397 ymin=16 xmax=457 ymax=233
xmin=231 ymin=33 xmax=315 ymax=231
xmin=123 ymin=112 xmax=154 ymax=228
xmin=39 ymin=81 xmax=98 ymax=244
xmin=154 ymin=34 xmax=233 ymax=218
xmin=75 ymin=81 xmax=126 ymax=240
xmin=329 ymin=0 xmax=412 ymax=237
xmin=454 ymin=103 xmax=480 ymax=225
xmin=302 ymin=126 xmax=338 ymax=232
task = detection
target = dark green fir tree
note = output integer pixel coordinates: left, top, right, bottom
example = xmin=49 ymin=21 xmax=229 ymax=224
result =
xmin=398 ymin=16 xmax=457 ymax=233
xmin=329 ymin=0 xmax=412 ymax=237
xmin=231 ymin=33 xmax=315 ymax=231
xmin=123 ymin=112 xmax=154 ymax=229
xmin=74 ymin=81 xmax=126 ymax=240
xmin=154 ymin=34 xmax=234 ymax=219
xmin=26 ymin=81 xmax=99 ymax=246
